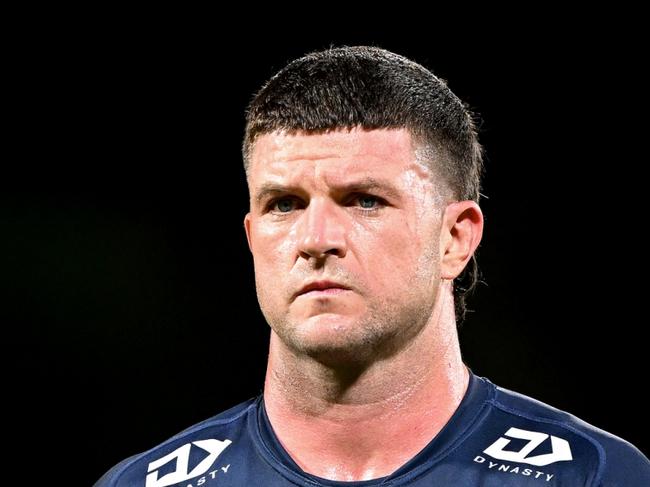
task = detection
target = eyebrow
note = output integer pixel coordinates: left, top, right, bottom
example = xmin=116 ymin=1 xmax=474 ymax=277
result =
xmin=254 ymin=177 xmax=403 ymax=205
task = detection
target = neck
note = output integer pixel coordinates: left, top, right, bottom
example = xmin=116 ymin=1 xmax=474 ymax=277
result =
xmin=262 ymin=283 xmax=469 ymax=481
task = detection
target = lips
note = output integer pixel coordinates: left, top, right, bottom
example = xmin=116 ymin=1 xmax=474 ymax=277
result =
xmin=296 ymin=280 xmax=351 ymax=297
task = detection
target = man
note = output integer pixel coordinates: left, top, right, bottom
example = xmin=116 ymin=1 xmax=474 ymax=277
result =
xmin=95 ymin=46 xmax=649 ymax=486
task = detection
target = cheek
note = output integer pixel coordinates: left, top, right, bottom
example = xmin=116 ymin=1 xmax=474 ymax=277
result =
xmin=252 ymin=223 xmax=294 ymax=267
xmin=365 ymin=217 xmax=439 ymax=291
xmin=359 ymin=225 xmax=425 ymax=282
xmin=251 ymin=226 xmax=296 ymax=300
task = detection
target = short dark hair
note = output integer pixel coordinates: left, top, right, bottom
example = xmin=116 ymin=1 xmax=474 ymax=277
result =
xmin=242 ymin=45 xmax=484 ymax=325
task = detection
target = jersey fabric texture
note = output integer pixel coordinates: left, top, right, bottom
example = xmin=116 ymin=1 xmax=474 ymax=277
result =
xmin=94 ymin=369 xmax=649 ymax=486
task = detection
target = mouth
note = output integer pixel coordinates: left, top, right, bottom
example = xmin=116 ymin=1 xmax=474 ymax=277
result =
xmin=296 ymin=280 xmax=351 ymax=298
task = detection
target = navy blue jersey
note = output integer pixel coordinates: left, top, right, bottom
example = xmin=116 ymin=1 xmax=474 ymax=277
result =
xmin=95 ymin=370 xmax=649 ymax=486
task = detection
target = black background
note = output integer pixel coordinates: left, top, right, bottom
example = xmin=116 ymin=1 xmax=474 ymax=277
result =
xmin=4 ymin=19 xmax=647 ymax=485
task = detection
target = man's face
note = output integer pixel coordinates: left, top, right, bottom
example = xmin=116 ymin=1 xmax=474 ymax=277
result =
xmin=244 ymin=128 xmax=448 ymax=365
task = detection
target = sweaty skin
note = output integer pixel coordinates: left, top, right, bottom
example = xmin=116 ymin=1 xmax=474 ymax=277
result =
xmin=244 ymin=127 xmax=484 ymax=481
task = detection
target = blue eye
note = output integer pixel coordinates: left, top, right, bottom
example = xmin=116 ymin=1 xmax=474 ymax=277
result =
xmin=275 ymin=199 xmax=295 ymax=213
xmin=358 ymin=195 xmax=378 ymax=209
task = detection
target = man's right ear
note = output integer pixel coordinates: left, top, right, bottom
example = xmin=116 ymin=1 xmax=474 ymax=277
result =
xmin=244 ymin=212 xmax=253 ymax=253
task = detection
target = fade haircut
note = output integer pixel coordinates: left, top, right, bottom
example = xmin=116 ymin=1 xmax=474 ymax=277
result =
xmin=242 ymin=45 xmax=484 ymax=325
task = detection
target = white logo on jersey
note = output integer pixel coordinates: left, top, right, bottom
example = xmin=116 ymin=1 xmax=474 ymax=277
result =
xmin=483 ymin=427 xmax=572 ymax=466
xmin=145 ymin=438 xmax=232 ymax=487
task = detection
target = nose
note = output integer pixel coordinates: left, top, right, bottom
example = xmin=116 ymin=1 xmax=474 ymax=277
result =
xmin=296 ymin=198 xmax=347 ymax=260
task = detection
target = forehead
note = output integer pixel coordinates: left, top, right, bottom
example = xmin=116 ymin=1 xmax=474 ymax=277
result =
xmin=248 ymin=128 xmax=428 ymax=183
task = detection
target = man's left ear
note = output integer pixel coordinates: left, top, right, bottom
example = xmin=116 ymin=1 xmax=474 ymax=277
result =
xmin=440 ymin=201 xmax=484 ymax=280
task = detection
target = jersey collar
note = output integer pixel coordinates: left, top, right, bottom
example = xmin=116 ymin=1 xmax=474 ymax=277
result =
xmin=250 ymin=367 xmax=494 ymax=486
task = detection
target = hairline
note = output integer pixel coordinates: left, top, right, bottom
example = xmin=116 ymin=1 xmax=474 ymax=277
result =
xmin=243 ymin=126 xmax=458 ymax=203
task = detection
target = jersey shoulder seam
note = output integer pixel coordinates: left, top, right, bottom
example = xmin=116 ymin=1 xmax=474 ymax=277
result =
xmin=107 ymin=399 xmax=257 ymax=487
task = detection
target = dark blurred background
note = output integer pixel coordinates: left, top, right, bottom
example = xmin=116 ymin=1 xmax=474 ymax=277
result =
xmin=3 ymin=18 xmax=646 ymax=485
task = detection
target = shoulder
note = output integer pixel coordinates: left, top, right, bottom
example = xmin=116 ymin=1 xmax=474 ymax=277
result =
xmin=482 ymin=377 xmax=650 ymax=486
xmin=93 ymin=397 xmax=259 ymax=487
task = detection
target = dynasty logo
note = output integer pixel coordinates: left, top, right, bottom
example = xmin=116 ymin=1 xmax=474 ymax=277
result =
xmin=145 ymin=438 xmax=232 ymax=487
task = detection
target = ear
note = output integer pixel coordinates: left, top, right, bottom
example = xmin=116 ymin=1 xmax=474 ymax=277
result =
xmin=244 ymin=212 xmax=253 ymax=253
xmin=439 ymin=201 xmax=484 ymax=280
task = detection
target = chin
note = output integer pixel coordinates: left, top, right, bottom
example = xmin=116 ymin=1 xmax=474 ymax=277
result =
xmin=284 ymin=315 xmax=388 ymax=367
xmin=297 ymin=341 xmax=372 ymax=369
